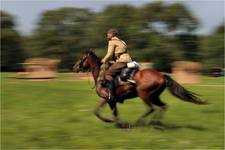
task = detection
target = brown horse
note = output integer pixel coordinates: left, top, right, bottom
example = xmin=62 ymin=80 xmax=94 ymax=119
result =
xmin=73 ymin=50 xmax=206 ymax=127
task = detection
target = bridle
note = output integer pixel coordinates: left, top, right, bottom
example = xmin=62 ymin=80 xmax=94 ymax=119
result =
xmin=77 ymin=54 xmax=97 ymax=88
xmin=78 ymin=53 xmax=101 ymax=73
xmin=77 ymin=55 xmax=88 ymax=72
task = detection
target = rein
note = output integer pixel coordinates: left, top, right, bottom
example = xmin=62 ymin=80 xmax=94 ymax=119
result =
xmin=88 ymin=64 xmax=101 ymax=89
xmin=87 ymin=72 xmax=96 ymax=89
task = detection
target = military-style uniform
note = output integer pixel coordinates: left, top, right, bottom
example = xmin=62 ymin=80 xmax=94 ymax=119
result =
xmin=101 ymin=36 xmax=132 ymax=80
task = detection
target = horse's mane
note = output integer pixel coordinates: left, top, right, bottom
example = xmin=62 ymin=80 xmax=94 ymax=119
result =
xmin=84 ymin=50 xmax=102 ymax=67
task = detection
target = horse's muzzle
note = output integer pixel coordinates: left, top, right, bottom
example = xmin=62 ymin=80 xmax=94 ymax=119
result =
xmin=73 ymin=65 xmax=80 ymax=73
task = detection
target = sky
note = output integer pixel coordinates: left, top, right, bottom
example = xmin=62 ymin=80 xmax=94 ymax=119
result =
xmin=1 ymin=0 xmax=224 ymax=35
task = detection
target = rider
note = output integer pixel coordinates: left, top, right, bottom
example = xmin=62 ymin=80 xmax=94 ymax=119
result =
xmin=101 ymin=28 xmax=132 ymax=101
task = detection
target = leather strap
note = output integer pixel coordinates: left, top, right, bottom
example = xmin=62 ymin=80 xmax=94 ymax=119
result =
xmin=116 ymin=52 xmax=127 ymax=58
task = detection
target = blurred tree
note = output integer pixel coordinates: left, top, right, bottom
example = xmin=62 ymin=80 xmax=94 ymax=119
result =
xmin=139 ymin=33 xmax=180 ymax=72
xmin=139 ymin=2 xmax=199 ymax=34
xmin=26 ymin=8 xmax=94 ymax=70
xmin=89 ymin=5 xmax=141 ymax=49
xmin=201 ymin=23 xmax=224 ymax=69
xmin=23 ymin=2 xmax=201 ymax=72
xmin=161 ymin=3 xmax=199 ymax=33
xmin=90 ymin=2 xmax=198 ymax=70
xmin=1 ymin=11 xmax=25 ymax=71
xmin=134 ymin=2 xmax=199 ymax=71
xmin=176 ymin=33 xmax=201 ymax=61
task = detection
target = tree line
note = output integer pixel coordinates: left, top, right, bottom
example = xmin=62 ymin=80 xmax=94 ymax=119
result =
xmin=1 ymin=2 xmax=224 ymax=72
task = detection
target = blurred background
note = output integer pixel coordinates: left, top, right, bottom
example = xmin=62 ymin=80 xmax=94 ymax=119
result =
xmin=1 ymin=0 xmax=224 ymax=149
xmin=1 ymin=0 xmax=224 ymax=73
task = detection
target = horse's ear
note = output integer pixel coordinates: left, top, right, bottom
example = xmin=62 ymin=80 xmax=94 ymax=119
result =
xmin=89 ymin=49 xmax=95 ymax=55
xmin=89 ymin=48 xmax=94 ymax=53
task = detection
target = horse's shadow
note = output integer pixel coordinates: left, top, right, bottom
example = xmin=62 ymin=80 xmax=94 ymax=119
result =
xmin=132 ymin=120 xmax=206 ymax=131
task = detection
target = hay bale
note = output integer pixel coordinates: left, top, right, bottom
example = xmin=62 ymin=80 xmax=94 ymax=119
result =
xmin=70 ymin=73 xmax=93 ymax=81
xmin=18 ymin=58 xmax=60 ymax=79
xmin=139 ymin=62 xmax=153 ymax=70
xmin=172 ymin=61 xmax=202 ymax=84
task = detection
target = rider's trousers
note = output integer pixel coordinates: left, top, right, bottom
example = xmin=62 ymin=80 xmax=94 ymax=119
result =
xmin=105 ymin=62 xmax=127 ymax=80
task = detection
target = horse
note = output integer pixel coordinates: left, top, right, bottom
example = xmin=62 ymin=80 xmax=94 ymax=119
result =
xmin=73 ymin=50 xmax=207 ymax=127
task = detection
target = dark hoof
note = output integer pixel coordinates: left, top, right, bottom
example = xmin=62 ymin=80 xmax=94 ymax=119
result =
xmin=149 ymin=120 xmax=163 ymax=126
xmin=115 ymin=122 xmax=132 ymax=129
xmin=148 ymin=120 xmax=165 ymax=130
xmin=135 ymin=119 xmax=145 ymax=126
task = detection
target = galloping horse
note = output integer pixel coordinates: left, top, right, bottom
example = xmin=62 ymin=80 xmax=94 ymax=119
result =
xmin=73 ymin=50 xmax=206 ymax=127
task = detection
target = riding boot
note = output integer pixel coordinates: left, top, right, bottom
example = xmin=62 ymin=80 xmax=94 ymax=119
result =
xmin=107 ymin=80 xmax=115 ymax=101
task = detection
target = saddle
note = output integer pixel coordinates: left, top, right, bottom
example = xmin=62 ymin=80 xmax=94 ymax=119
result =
xmin=115 ymin=61 xmax=139 ymax=86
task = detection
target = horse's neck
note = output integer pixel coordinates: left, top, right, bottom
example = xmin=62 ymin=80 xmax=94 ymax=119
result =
xmin=91 ymin=66 xmax=100 ymax=83
xmin=90 ymin=58 xmax=101 ymax=83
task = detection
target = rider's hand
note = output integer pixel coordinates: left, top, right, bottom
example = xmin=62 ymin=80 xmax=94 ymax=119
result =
xmin=101 ymin=59 xmax=105 ymax=64
xmin=109 ymin=61 xmax=115 ymax=64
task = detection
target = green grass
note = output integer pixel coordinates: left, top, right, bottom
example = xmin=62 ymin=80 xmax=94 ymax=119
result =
xmin=1 ymin=73 xmax=224 ymax=149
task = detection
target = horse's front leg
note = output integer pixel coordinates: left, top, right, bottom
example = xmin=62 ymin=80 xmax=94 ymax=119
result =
xmin=94 ymin=98 xmax=115 ymax=123
xmin=108 ymin=101 xmax=120 ymax=123
xmin=108 ymin=101 xmax=132 ymax=128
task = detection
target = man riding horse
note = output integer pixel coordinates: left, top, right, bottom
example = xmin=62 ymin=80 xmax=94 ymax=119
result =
xmin=101 ymin=28 xmax=132 ymax=101
xmin=73 ymin=29 xmax=207 ymax=127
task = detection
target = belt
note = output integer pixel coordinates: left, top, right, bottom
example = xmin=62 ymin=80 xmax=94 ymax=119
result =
xmin=116 ymin=52 xmax=127 ymax=59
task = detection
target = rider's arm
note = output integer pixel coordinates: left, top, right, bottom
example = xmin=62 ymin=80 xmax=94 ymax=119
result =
xmin=101 ymin=41 xmax=115 ymax=64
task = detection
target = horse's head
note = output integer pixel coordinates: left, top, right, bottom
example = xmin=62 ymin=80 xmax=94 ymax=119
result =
xmin=73 ymin=50 xmax=100 ymax=72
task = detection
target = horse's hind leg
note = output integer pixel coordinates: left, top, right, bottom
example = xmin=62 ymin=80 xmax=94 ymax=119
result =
xmin=152 ymin=84 xmax=168 ymax=111
xmin=151 ymin=96 xmax=168 ymax=124
xmin=135 ymin=96 xmax=155 ymax=126
xmin=152 ymin=95 xmax=168 ymax=111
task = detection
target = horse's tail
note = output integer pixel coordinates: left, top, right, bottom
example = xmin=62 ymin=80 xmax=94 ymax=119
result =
xmin=164 ymin=75 xmax=207 ymax=105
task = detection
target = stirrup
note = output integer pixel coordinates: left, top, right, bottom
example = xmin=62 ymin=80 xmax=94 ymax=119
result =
xmin=108 ymin=92 xmax=115 ymax=101
xmin=127 ymin=79 xmax=136 ymax=84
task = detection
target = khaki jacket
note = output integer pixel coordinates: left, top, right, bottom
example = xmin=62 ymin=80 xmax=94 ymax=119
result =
xmin=102 ymin=37 xmax=132 ymax=63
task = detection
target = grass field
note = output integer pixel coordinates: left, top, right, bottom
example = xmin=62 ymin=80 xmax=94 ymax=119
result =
xmin=1 ymin=73 xmax=224 ymax=149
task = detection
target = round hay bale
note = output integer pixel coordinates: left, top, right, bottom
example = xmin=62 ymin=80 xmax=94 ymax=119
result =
xmin=18 ymin=57 xmax=60 ymax=79
xmin=172 ymin=61 xmax=202 ymax=84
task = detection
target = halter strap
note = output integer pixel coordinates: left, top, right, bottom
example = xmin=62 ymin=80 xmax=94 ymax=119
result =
xmin=111 ymin=39 xmax=127 ymax=47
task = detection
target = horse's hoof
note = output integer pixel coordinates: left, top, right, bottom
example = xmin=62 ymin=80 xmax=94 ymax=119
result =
xmin=149 ymin=120 xmax=163 ymax=126
xmin=115 ymin=122 xmax=132 ymax=129
xmin=148 ymin=120 xmax=165 ymax=130
xmin=135 ymin=119 xmax=145 ymax=126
